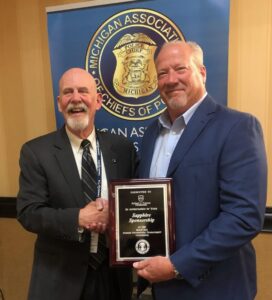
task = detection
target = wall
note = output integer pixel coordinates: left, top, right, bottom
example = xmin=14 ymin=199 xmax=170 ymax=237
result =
xmin=228 ymin=0 xmax=272 ymax=204
xmin=0 ymin=0 xmax=271 ymax=299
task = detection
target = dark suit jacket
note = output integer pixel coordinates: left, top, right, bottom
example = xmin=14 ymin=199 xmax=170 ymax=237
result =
xmin=17 ymin=127 xmax=136 ymax=300
xmin=138 ymin=95 xmax=267 ymax=300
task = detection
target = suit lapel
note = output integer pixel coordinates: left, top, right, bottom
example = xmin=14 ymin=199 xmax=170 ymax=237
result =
xmin=167 ymin=96 xmax=218 ymax=177
xmin=53 ymin=127 xmax=84 ymax=207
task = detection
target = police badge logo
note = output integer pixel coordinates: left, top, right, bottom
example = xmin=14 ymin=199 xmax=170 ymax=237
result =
xmin=135 ymin=239 xmax=150 ymax=255
xmin=86 ymin=8 xmax=185 ymax=120
xmin=113 ymin=33 xmax=157 ymax=98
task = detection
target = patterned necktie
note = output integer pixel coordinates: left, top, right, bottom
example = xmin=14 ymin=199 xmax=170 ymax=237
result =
xmin=81 ymin=139 xmax=107 ymax=269
xmin=81 ymin=139 xmax=97 ymax=203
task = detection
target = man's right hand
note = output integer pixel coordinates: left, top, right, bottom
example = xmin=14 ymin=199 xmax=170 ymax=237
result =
xmin=78 ymin=198 xmax=108 ymax=233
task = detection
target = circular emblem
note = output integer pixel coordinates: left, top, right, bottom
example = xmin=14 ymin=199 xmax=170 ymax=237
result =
xmin=135 ymin=239 xmax=150 ymax=255
xmin=86 ymin=8 xmax=185 ymax=120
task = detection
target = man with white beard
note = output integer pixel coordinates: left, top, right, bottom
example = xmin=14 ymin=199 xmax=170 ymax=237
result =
xmin=17 ymin=68 xmax=136 ymax=300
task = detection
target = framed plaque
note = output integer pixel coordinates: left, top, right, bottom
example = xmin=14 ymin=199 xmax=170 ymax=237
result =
xmin=109 ymin=178 xmax=175 ymax=266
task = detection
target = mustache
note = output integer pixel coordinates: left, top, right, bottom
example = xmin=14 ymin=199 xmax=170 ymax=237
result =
xmin=165 ymin=85 xmax=185 ymax=92
xmin=66 ymin=103 xmax=88 ymax=113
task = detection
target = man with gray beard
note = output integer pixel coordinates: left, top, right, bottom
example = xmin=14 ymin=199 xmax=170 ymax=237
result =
xmin=17 ymin=68 xmax=136 ymax=300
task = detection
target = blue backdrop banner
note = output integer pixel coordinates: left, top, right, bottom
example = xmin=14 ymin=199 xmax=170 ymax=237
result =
xmin=47 ymin=0 xmax=230 ymax=150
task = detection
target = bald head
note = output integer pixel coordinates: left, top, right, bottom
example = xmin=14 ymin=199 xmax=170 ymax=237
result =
xmin=58 ymin=68 xmax=97 ymax=93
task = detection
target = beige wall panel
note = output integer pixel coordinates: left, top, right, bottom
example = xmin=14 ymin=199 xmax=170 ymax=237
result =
xmin=254 ymin=234 xmax=272 ymax=300
xmin=0 ymin=0 xmax=57 ymax=196
xmin=0 ymin=0 xmax=28 ymax=196
xmin=16 ymin=1 xmax=53 ymax=135
xmin=228 ymin=0 xmax=272 ymax=206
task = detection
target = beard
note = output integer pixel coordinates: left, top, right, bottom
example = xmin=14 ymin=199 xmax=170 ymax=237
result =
xmin=167 ymin=94 xmax=187 ymax=111
xmin=65 ymin=102 xmax=89 ymax=132
xmin=66 ymin=115 xmax=89 ymax=132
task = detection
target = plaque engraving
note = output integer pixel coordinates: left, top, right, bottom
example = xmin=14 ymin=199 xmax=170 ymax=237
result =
xmin=109 ymin=178 xmax=174 ymax=266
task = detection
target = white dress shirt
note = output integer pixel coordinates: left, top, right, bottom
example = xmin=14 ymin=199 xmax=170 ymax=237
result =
xmin=150 ymin=93 xmax=207 ymax=178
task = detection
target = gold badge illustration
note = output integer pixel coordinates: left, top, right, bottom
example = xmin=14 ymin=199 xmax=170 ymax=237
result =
xmin=113 ymin=33 xmax=157 ymax=98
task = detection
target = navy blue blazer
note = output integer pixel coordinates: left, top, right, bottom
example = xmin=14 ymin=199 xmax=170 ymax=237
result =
xmin=138 ymin=95 xmax=267 ymax=300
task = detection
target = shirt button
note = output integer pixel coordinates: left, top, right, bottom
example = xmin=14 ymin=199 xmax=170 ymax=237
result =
xmin=166 ymin=152 xmax=171 ymax=157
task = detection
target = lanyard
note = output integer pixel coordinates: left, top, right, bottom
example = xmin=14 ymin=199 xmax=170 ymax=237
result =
xmin=95 ymin=136 xmax=102 ymax=198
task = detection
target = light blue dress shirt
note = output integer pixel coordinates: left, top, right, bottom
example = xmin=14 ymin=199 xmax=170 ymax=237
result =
xmin=149 ymin=94 xmax=207 ymax=178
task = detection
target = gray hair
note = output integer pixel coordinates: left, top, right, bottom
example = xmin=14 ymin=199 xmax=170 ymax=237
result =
xmin=158 ymin=40 xmax=204 ymax=67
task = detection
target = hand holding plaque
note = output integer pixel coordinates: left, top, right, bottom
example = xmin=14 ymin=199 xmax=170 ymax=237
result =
xmin=109 ymin=178 xmax=175 ymax=266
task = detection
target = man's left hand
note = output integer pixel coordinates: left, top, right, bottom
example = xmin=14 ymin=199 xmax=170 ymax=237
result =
xmin=133 ymin=256 xmax=175 ymax=283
